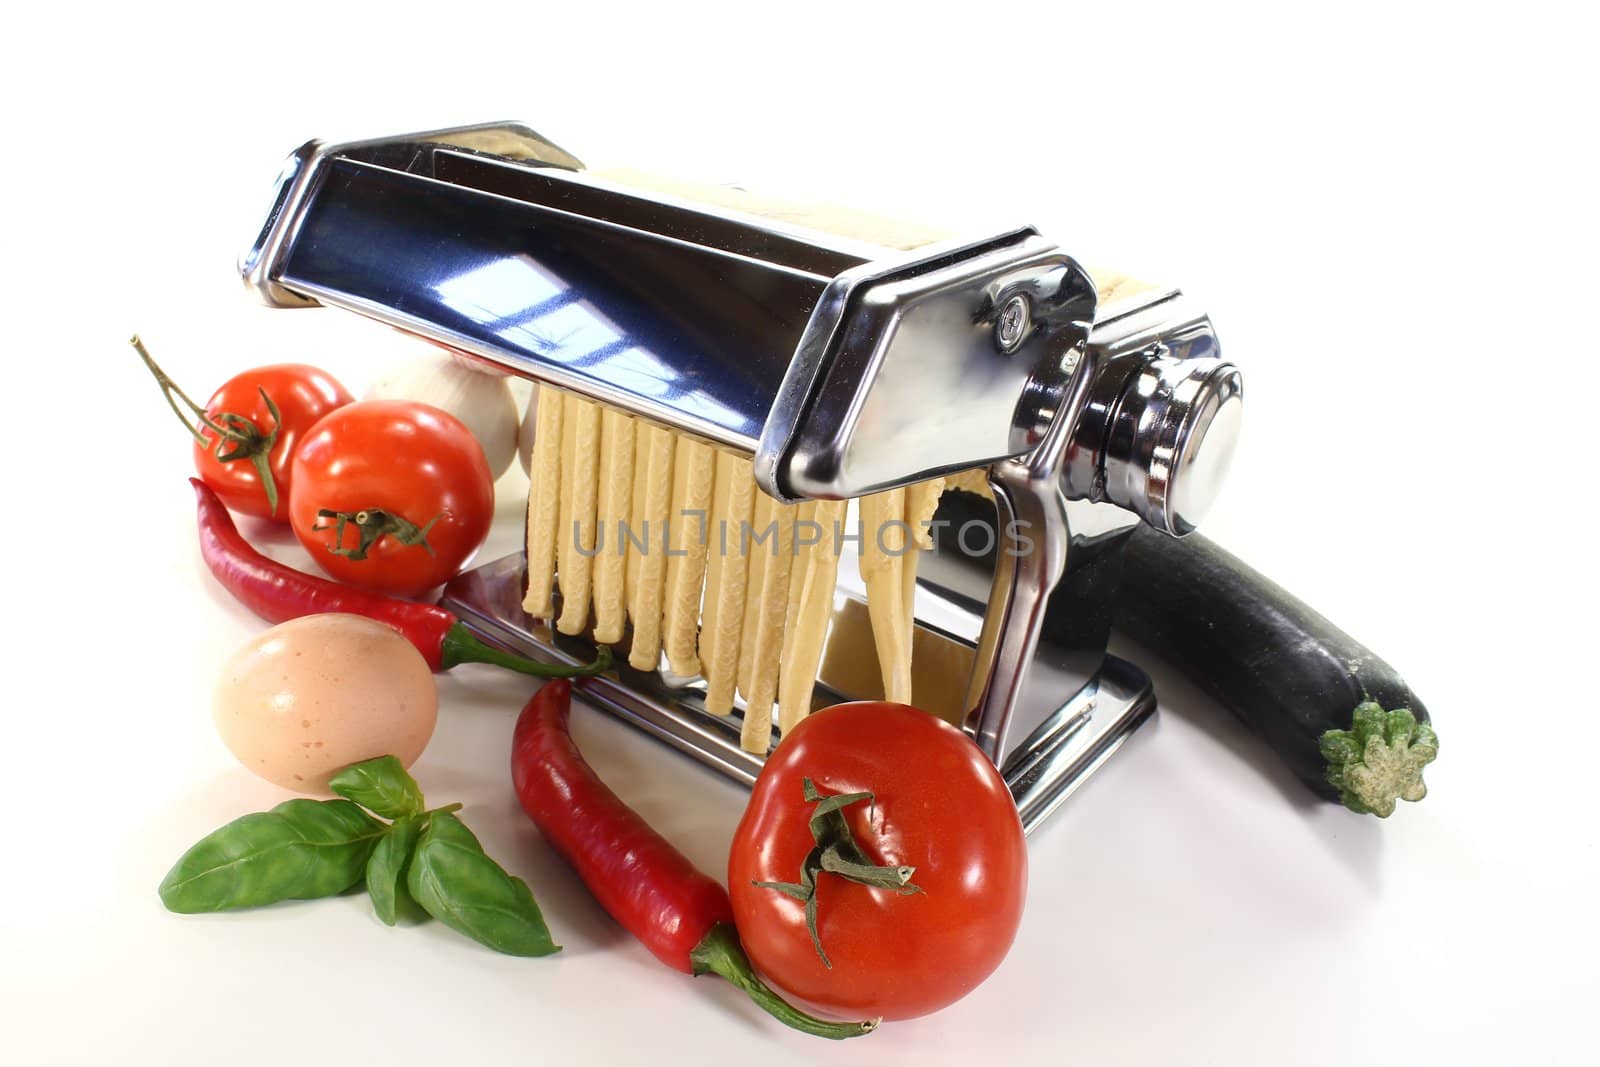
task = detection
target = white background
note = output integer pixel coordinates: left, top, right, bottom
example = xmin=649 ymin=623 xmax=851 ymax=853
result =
xmin=3 ymin=3 xmax=1595 ymax=1064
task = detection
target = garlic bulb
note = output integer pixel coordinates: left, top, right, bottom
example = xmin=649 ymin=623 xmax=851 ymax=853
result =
xmin=366 ymin=354 xmax=520 ymax=478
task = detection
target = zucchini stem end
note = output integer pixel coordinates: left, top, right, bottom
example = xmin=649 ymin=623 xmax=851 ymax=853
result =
xmin=1320 ymin=703 xmax=1438 ymax=817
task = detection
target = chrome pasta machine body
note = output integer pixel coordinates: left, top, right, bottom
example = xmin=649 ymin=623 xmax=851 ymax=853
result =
xmin=242 ymin=122 xmax=1244 ymax=832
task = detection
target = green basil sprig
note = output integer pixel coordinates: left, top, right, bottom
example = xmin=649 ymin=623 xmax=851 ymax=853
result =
xmin=408 ymin=812 xmax=559 ymax=956
xmin=160 ymin=799 xmax=386 ymax=912
xmin=329 ymin=756 xmax=425 ymax=820
xmin=159 ymin=757 xmax=559 ymax=957
xmin=366 ymin=813 xmax=426 ymax=926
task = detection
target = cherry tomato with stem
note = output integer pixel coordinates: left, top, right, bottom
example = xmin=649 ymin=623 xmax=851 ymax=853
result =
xmin=289 ymin=400 xmax=494 ymax=598
xmin=132 ymin=335 xmax=353 ymax=521
xmin=728 ymin=701 xmax=1028 ymax=1022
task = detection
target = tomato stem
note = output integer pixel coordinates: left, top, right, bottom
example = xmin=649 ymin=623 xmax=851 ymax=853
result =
xmin=130 ymin=335 xmax=283 ymax=515
xmin=688 ymin=922 xmax=878 ymax=1040
xmin=751 ymin=778 xmax=922 ymax=969
xmin=312 ymin=506 xmax=442 ymax=561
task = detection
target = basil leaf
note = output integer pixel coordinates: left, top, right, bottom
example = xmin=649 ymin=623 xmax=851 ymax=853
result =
xmin=366 ymin=814 xmax=427 ymax=926
xmin=160 ymin=799 xmax=386 ymax=913
xmin=329 ymin=756 xmax=425 ymax=820
xmin=407 ymin=812 xmax=560 ymax=956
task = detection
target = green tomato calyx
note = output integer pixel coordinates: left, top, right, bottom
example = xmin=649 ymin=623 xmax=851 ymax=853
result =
xmin=130 ymin=334 xmax=283 ymax=515
xmin=312 ymin=506 xmax=442 ymax=561
xmin=751 ymin=777 xmax=922 ymax=969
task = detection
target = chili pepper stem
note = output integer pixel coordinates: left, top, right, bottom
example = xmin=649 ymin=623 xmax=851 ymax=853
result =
xmin=689 ymin=922 xmax=878 ymax=1040
xmin=439 ymin=622 xmax=614 ymax=679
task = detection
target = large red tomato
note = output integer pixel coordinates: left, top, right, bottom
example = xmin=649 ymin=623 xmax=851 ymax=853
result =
xmin=288 ymin=400 xmax=494 ymax=598
xmin=186 ymin=362 xmax=352 ymax=521
xmin=729 ymin=702 xmax=1027 ymax=1021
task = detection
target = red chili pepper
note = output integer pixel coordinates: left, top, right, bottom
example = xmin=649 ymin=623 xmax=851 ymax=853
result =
xmin=190 ymin=478 xmax=608 ymax=679
xmin=511 ymin=679 xmax=876 ymax=1040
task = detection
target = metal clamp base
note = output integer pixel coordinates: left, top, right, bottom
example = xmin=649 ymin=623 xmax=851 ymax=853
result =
xmin=1001 ymin=653 xmax=1155 ymax=833
xmin=441 ymin=552 xmax=1155 ymax=835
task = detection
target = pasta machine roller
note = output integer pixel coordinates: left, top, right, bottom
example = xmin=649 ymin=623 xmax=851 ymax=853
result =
xmin=241 ymin=122 xmax=1244 ymax=832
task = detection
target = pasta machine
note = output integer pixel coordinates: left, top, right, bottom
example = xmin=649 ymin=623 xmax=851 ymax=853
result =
xmin=241 ymin=122 xmax=1244 ymax=833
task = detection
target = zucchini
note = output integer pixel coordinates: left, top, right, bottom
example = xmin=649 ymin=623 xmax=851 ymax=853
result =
xmin=1113 ymin=526 xmax=1436 ymax=816
xmin=930 ymin=490 xmax=1436 ymax=816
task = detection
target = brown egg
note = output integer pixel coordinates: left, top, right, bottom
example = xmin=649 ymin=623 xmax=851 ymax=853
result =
xmin=213 ymin=614 xmax=438 ymax=793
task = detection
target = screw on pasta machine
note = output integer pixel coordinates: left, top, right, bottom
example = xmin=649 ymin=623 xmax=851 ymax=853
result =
xmin=995 ymin=294 xmax=1031 ymax=353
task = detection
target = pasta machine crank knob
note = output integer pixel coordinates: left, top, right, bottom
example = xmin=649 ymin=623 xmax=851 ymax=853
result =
xmin=1096 ymin=351 xmax=1243 ymax=537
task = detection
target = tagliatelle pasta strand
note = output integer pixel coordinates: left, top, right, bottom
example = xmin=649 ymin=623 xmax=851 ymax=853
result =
xmin=521 ymin=384 xmax=564 ymax=618
xmin=900 ymin=477 xmax=945 ymax=700
xmin=591 ymin=408 xmax=635 ymax=644
xmin=858 ymin=489 xmax=913 ymax=703
xmin=778 ymin=499 xmax=845 ymax=735
xmin=627 ymin=422 xmax=676 ymax=670
xmin=699 ymin=452 xmax=755 ymax=715
xmin=738 ymin=493 xmax=796 ymax=753
xmin=661 ymin=437 xmax=716 ymax=677
xmin=941 ymin=467 xmax=994 ymax=499
xmin=555 ymin=395 xmax=601 ymax=636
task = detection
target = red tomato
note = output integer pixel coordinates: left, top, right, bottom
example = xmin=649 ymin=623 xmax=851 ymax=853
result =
xmin=288 ymin=400 xmax=494 ymax=598
xmin=729 ymin=702 xmax=1027 ymax=1021
xmin=190 ymin=364 xmax=352 ymax=521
